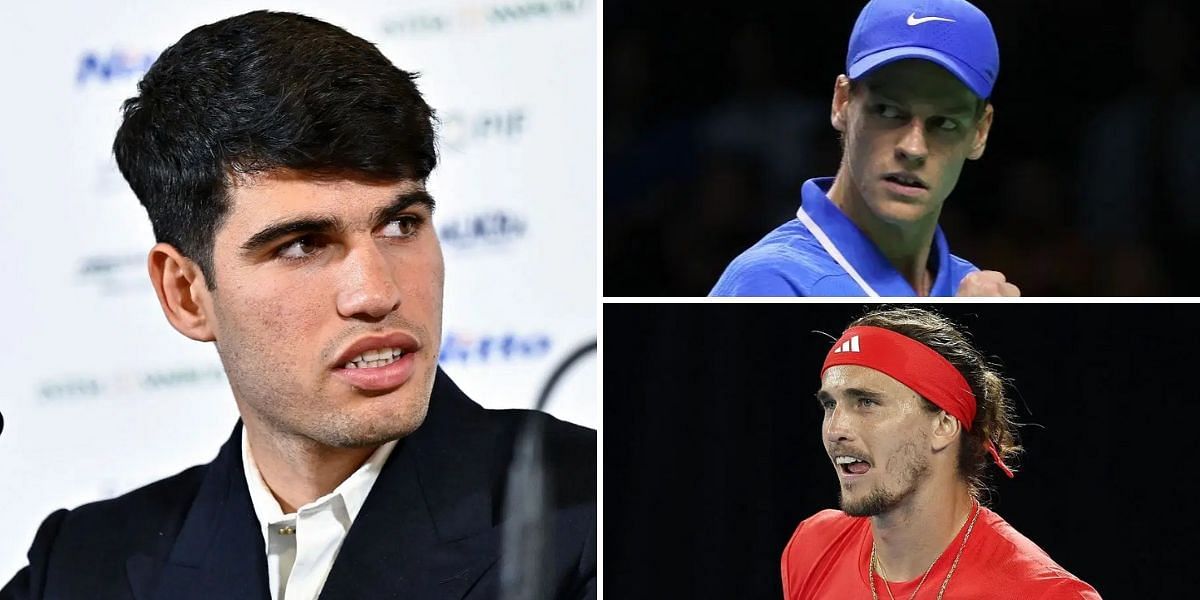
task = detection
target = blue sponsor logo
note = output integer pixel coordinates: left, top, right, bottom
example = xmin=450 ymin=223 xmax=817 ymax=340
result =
xmin=440 ymin=332 xmax=552 ymax=364
xmin=439 ymin=211 xmax=527 ymax=250
xmin=77 ymin=49 xmax=157 ymax=86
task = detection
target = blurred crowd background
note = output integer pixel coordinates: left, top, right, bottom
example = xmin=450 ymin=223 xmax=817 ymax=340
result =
xmin=605 ymin=0 xmax=1200 ymax=296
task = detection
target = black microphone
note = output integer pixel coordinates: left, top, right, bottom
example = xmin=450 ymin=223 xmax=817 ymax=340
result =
xmin=499 ymin=339 xmax=596 ymax=600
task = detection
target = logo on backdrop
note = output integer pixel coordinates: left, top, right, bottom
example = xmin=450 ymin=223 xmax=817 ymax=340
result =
xmin=440 ymin=108 xmax=527 ymax=153
xmin=381 ymin=0 xmax=587 ymax=36
xmin=77 ymin=253 xmax=150 ymax=296
xmin=36 ymin=364 xmax=227 ymax=402
xmin=76 ymin=49 xmax=157 ymax=86
xmin=439 ymin=332 xmax=552 ymax=364
xmin=439 ymin=210 xmax=527 ymax=251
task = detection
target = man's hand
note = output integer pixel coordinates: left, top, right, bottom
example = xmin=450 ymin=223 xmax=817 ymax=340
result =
xmin=956 ymin=270 xmax=1020 ymax=297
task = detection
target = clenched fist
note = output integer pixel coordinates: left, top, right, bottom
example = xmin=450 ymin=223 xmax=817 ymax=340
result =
xmin=956 ymin=270 xmax=1020 ymax=297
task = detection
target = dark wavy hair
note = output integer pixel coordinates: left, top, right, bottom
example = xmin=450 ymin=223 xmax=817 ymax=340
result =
xmin=113 ymin=10 xmax=437 ymax=290
xmin=848 ymin=306 xmax=1022 ymax=500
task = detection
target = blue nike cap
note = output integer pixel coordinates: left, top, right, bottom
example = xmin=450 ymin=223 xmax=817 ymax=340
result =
xmin=846 ymin=0 xmax=999 ymax=99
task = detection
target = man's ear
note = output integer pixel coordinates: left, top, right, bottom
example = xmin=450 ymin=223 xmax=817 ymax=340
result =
xmin=147 ymin=243 xmax=216 ymax=342
xmin=967 ymin=103 xmax=994 ymax=160
xmin=831 ymin=74 xmax=853 ymax=133
xmin=930 ymin=410 xmax=962 ymax=453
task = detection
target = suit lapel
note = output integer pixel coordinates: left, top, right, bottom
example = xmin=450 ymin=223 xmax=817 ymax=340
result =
xmin=318 ymin=369 xmax=501 ymax=600
xmin=127 ymin=422 xmax=270 ymax=600
xmin=126 ymin=370 xmax=500 ymax=600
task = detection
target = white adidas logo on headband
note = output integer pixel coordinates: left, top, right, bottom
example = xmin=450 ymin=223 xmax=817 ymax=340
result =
xmin=833 ymin=335 xmax=861 ymax=353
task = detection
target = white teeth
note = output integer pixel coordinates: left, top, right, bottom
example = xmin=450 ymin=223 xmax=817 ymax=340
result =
xmin=835 ymin=456 xmax=866 ymax=464
xmin=347 ymin=347 xmax=404 ymax=367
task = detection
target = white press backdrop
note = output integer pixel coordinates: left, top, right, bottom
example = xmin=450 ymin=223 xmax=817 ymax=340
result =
xmin=0 ymin=0 xmax=596 ymax=577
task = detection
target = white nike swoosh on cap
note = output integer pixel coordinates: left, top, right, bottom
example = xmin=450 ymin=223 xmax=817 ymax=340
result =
xmin=907 ymin=13 xmax=957 ymax=26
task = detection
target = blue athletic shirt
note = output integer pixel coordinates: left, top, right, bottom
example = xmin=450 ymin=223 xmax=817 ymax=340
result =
xmin=709 ymin=177 xmax=978 ymax=297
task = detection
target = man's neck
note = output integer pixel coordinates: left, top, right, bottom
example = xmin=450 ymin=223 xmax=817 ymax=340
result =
xmin=243 ymin=414 xmax=377 ymax=514
xmin=826 ymin=168 xmax=939 ymax=295
xmin=870 ymin=483 xmax=975 ymax=582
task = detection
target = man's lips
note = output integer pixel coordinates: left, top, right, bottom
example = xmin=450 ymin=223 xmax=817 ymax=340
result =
xmin=882 ymin=171 xmax=928 ymax=189
xmin=332 ymin=352 xmax=416 ymax=392
xmin=329 ymin=331 xmax=423 ymax=392
xmin=831 ymin=451 xmax=873 ymax=479
xmin=881 ymin=174 xmax=929 ymax=199
xmin=333 ymin=331 xmax=421 ymax=368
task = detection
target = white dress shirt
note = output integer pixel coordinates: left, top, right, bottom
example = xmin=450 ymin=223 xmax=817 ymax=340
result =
xmin=241 ymin=429 xmax=397 ymax=600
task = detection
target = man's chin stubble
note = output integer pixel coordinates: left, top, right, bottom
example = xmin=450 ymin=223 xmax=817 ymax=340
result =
xmin=840 ymin=487 xmax=899 ymax=517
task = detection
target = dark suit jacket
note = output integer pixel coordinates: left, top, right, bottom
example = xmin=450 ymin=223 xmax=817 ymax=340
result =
xmin=2 ymin=369 xmax=596 ymax=599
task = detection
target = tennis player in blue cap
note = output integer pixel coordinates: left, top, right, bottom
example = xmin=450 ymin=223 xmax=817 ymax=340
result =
xmin=710 ymin=0 xmax=1018 ymax=297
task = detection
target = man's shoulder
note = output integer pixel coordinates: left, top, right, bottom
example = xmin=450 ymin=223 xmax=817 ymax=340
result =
xmin=3 ymin=462 xmax=211 ymax=598
xmin=477 ymin=407 xmax=596 ymax=483
xmin=975 ymin=509 xmax=1101 ymax=597
xmin=52 ymin=463 xmax=208 ymax=548
xmin=946 ymin=252 xmax=981 ymax=281
xmin=480 ymin=406 xmax=595 ymax=439
xmin=468 ymin=406 xmax=596 ymax=590
xmin=431 ymin=371 xmax=594 ymax=472
xmin=977 ymin=508 xmax=1070 ymax=569
xmin=792 ymin=508 xmax=864 ymax=540
xmin=784 ymin=508 xmax=866 ymax=562
xmin=710 ymin=219 xmax=844 ymax=296
xmin=781 ymin=508 xmax=867 ymax=594
xmin=85 ymin=463 xmax=208 ymax=511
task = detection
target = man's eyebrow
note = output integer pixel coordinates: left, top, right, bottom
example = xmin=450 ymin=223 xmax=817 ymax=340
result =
xmin=370 ymin=190 xmax=436 ymax=226
xmin=866 ymin=86 xmax=974 ymax=116
xmin=844 ymin=387 xmax=885 ymax=401
xmin=240 ymin=216 xmax=344 ymax=254
xmin=865 ymin=82 xmax=899 ymax=101
xmin=817 ymin=387 xmax=885 ymax=405
xmin=940 ymin=103 xmax=976 ymax=118
xmin=238 ymin=190 xmax=436 ymax=255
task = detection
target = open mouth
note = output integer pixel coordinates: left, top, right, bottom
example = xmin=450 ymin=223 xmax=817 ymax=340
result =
xmin=883 ymin=173 xmax=928 ymax=192
xmin=332 ymin=332 xmax=421 ymax=391
xmin=835 ymin=455 xmax=872 ymax=476
xmin=342 ymin=347 xmax=406 ymax=369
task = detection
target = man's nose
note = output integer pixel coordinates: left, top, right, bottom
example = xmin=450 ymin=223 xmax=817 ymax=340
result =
xmin=895 ymin=118 xmax=928 ymax=167
xmin=336 ymin=242 xmax=401 ymax=320
xmin=824 ymin=404 xmax=856 ymax=444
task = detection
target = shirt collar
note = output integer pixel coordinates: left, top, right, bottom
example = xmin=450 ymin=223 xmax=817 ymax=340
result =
xmin=241 ymin=427 xmax=398 ymax=535
xmin=800 ymin=177 xmax=954 ymax=296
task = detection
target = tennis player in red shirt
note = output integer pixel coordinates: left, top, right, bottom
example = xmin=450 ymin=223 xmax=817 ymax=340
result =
xmin=782 ymin=307 xmax=1100 ymax=599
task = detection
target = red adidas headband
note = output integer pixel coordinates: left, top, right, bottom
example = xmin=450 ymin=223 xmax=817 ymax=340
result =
xmin=821 ymin=325 xmax=1013 ymax=478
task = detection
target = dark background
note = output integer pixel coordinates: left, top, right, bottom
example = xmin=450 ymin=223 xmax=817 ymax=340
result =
xmin=605 ymin=303 xmax=1192 ymax=598
xmin=605 ymin=0 xmax=1200 ymax=296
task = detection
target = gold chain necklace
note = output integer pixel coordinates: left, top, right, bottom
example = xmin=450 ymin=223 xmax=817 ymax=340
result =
xmin=868 ymin=502 xmax=982 ymax=600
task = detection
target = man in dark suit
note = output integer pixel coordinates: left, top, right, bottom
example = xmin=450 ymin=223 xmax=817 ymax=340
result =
xmin=2 ymin=10 xmax=594 ymax=600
